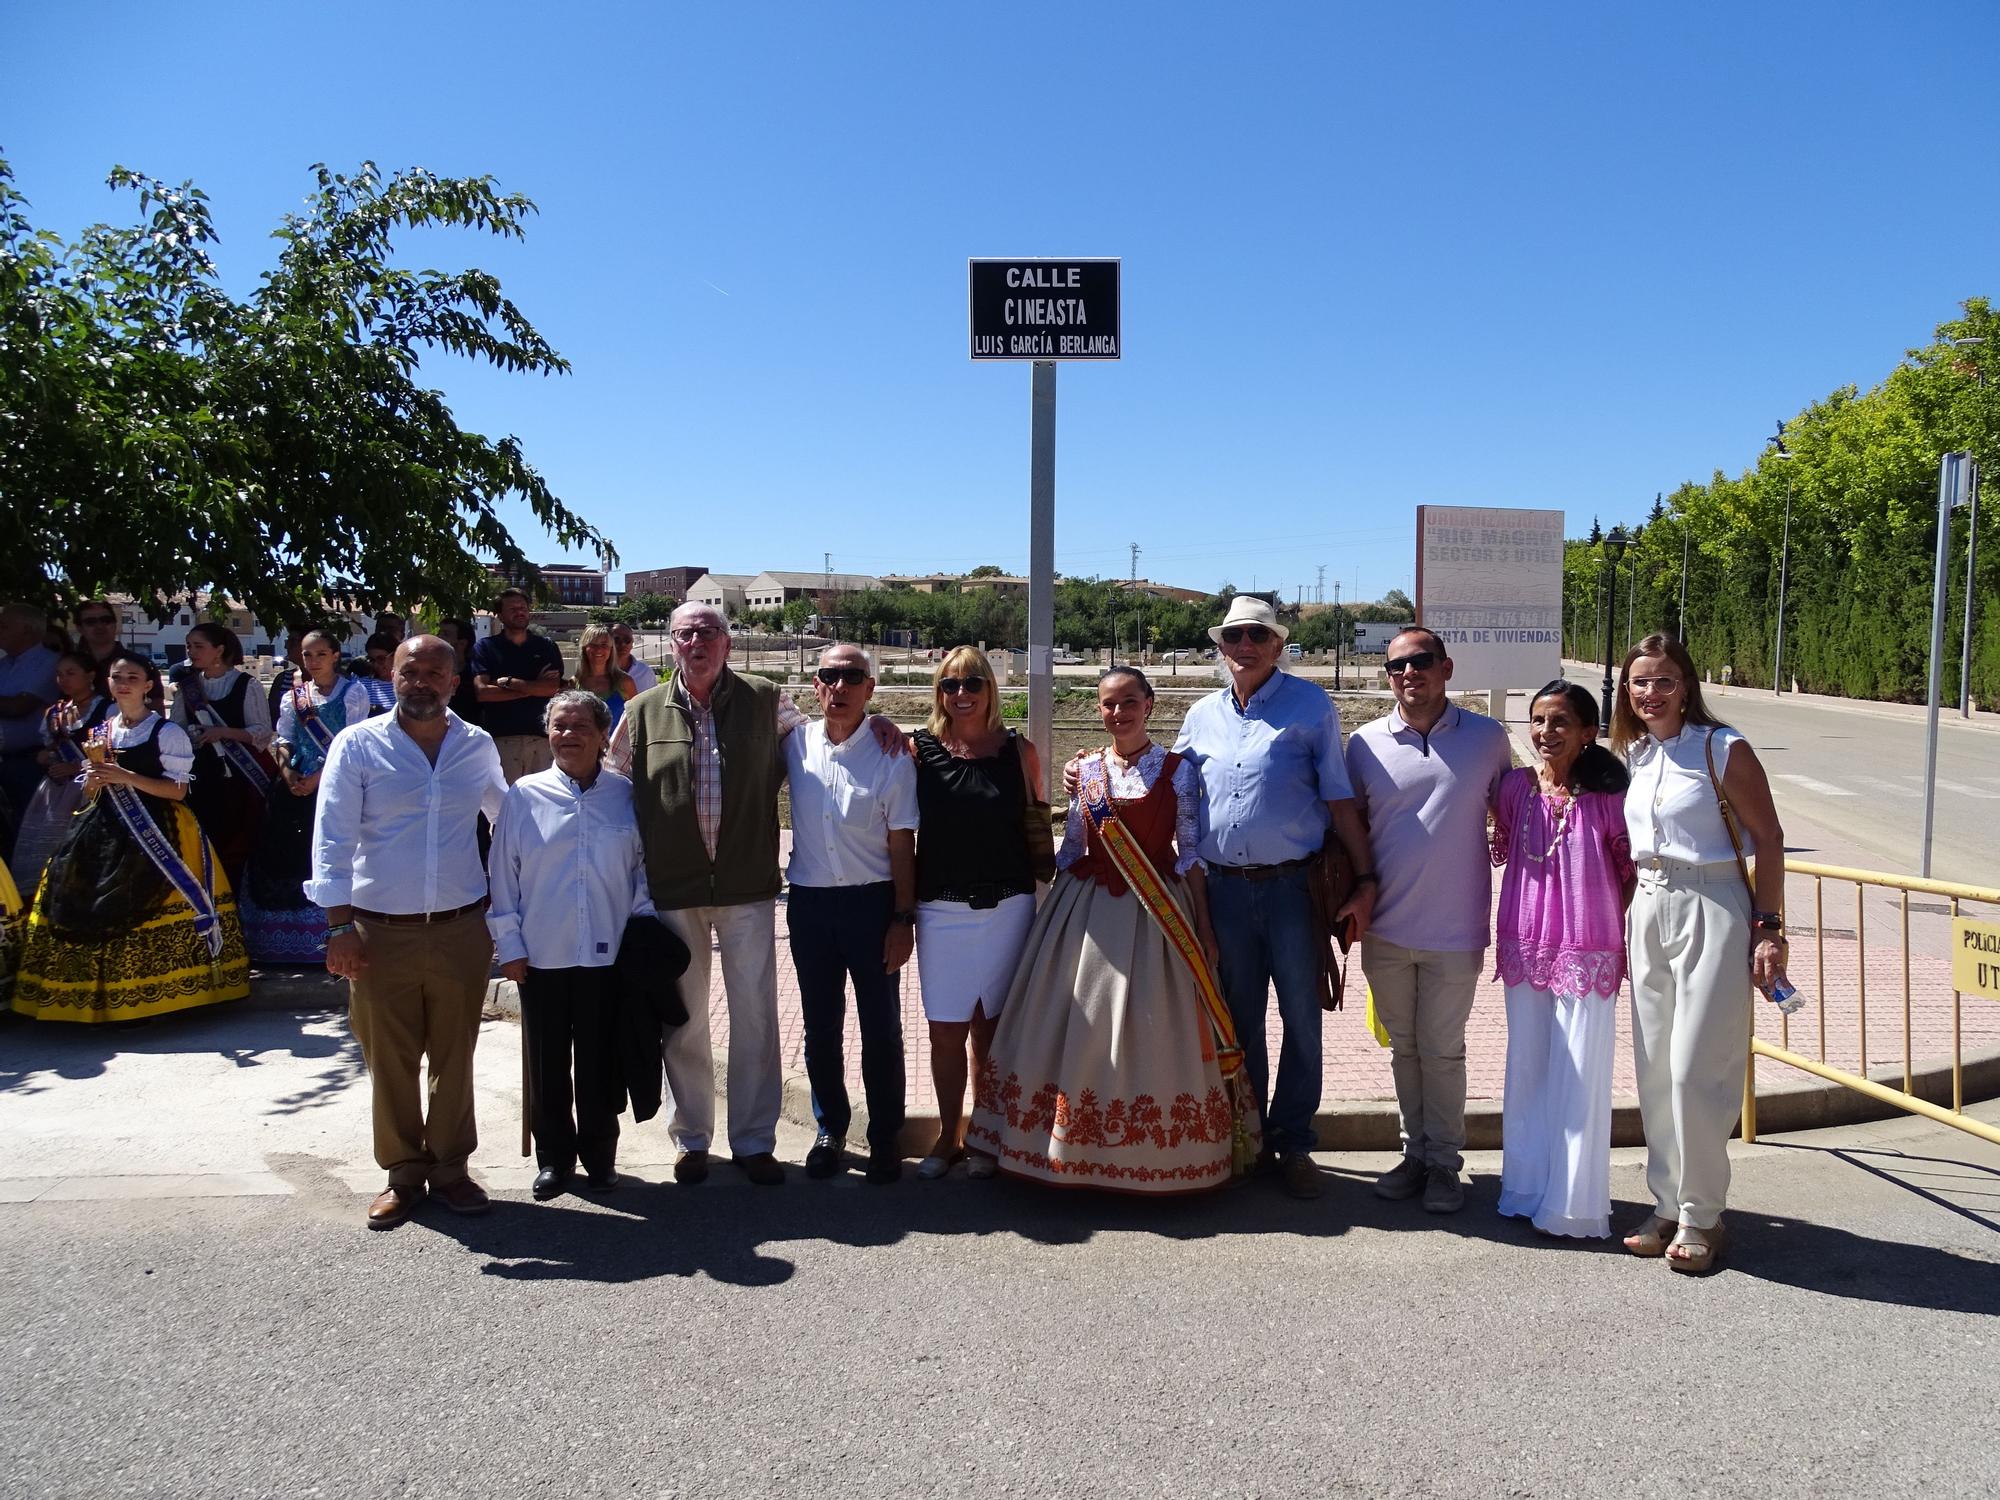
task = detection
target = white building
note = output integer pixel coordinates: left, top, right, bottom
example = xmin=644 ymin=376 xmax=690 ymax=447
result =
xmin=743 ymin=571 xmax=882 ymax=612
xmin=684 ymin=573 xmax=755 ymax=617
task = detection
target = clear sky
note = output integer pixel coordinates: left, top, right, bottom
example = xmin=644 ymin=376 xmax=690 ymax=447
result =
xmin=9 ymin=3 xmax=1997 ymax=601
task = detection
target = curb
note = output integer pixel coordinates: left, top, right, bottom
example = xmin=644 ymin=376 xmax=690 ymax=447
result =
xmin=251 ymin=972 xmax=2000 ymax=1151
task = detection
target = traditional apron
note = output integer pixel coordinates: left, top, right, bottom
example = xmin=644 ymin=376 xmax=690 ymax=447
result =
xmin=85 ymin=720 xmax=225 ymax=958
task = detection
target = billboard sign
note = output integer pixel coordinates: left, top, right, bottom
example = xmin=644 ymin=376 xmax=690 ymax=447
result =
xmin=1414 ymin=506 xmax=1565 ymax=691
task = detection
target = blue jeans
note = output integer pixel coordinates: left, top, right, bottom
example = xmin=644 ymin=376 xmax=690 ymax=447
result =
xmin=787 ymin=882 xmax=906 ymax=1153
xmin=1207 ymin=866 xmax=1322 ymax=1155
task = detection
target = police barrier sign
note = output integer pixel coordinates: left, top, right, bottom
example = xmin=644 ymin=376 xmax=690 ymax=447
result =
xmin=969 ymin=258 xmax=1121 ymax=360
xmin=1953 ymin=917 xmax=2000 ymax=1001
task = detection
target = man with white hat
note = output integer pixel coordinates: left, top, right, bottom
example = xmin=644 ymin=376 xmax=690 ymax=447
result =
xmin=1171 ymin=596 xmax=1375 ymax=1198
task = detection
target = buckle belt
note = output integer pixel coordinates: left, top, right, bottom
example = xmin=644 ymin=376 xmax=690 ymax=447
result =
xmin=1211 ymin=856 xmax=1315 ymax=882
xmin=352 ymin=900 xmax=488 ymax=926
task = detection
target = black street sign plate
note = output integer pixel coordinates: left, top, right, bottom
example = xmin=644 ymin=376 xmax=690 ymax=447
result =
xmin=968 ymin=258 xmax=1121 ymax=361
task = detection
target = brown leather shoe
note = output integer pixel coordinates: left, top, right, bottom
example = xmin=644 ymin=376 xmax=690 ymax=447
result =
xmin=732 ymin=1152 xmax=785 ymax=1186
xmin=367 ymin=1184 xmax=424 ymax=1230
xmin=431 ymin=1177 xmax=491 ymax=1215
xmin=674 ymin=1149 xmax=710 ymax=1185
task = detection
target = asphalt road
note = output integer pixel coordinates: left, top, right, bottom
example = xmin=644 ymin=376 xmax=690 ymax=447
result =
xmin=3 ymin=1104 xmax=1996 ymax=1498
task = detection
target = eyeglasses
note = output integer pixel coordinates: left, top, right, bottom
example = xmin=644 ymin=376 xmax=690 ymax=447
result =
xmin=1385 ymin=651 xmax=1439 ymax=675
xmin=938 ymin=676 xmax=987 ymax=695
xmin=1629 ymin=676 xmax=1682 ymax=693
xmin=1219 ymin=625 xmax=1273 ymax=646
xmin=815 ymin=666 xmax=867 ymax=687
xmin=670 ymin=625 xmax=724 ymax=644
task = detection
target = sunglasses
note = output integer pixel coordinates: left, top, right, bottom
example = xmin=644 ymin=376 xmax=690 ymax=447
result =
xmin=1385 ymin=651 xmax=1439 ymax=675
xmin=939 ymin=676 xmax=987 ymax=696
xmin=815 ymin=666 xmax=867 ymax=687
xmin=1219 ymin=625 xmax=1273 ymax=645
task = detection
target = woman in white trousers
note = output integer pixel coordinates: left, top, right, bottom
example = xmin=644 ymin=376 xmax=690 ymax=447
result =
xmin=1611 ymin=634 xmax=1787 ymax=1275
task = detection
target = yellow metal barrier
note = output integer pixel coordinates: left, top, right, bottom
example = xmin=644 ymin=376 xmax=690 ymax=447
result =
xmin=1740 ymin=860 xmax=2000 ymax=1147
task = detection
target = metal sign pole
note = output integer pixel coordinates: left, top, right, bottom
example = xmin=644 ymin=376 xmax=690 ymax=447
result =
xmin=1923 ymin=452 xmax=1973 ymax=876
xmin=1961 ymin=459 xmax=1981 ymax=719
xmin=1028 ymin=360 xmax=1057 ymax=798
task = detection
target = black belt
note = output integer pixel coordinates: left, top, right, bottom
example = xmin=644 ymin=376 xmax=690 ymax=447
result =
xmin=1210 ymin=856 xmax=1315 ymax=882
xmin=924 ymin=882 xmax=1033 ymax=910
xmin=353 ymin=900 xmax=487 ymax=926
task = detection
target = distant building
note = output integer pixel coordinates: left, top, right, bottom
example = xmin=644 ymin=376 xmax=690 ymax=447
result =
xmin=744 ymin=571 xmax=882 ymax=611
xmin=486 ymin=560 xmax=605 ymax=608
xmin=1118 ymin=579 xmax=1209 ymax=604
xmin=685 ymin=572 xmax=755 ymax=616
xmin=624 ymin=565 xmax=709 ymax=602
xmin=882 ymin=573 xmax=962 ymax=593
xmin=959 ymin=573 xmax=1030 ymax=598
xmin=99 ymin=593 xmax=385 ymax=664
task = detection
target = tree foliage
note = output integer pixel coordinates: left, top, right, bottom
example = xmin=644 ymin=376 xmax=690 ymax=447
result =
xmin=1 ymin=156 xmax=612 ymax=630
xmin=1566 ymin=298 xmax=1998 ymax=708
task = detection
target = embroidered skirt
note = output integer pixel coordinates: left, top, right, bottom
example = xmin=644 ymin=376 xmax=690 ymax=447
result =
xmin=12 ymin=798 xmax=250 ymax=1024
xmin=0 ymin=858 xmax=21 ymax=1009
xmin=238 ymin=786 xmax=327 ymax=964
xmin=969 ymin=870 xmax=1234 ymax=1194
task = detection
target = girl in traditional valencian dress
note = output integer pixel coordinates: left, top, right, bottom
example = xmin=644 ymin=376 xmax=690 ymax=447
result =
xmin=1489 ymin=679 xmax=1634 ymax=1237
xmin=970 ymin=667 xmax=1253 ymax=1193
xmin=170 ymin=621 xmax=278 ymax=891
xmin=238 ymin=629 xmax=372 ymax=964
xmin=12 ymin=652 xmax=250 ymax=1023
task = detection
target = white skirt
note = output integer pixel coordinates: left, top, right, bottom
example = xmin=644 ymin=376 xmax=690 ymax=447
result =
xmin=916 ymin=894 xmax=1034 ymax=1023
xmin=1498 ymin=980 xmax=1616 ymax=1238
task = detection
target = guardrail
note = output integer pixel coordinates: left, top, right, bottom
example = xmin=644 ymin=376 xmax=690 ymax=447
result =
xmin=1741 ymin=860 xmax=2000 ymax=1146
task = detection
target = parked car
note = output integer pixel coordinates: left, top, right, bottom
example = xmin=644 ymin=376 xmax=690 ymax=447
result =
xmin=1285 ymin=644 xmax=1303 ymax=659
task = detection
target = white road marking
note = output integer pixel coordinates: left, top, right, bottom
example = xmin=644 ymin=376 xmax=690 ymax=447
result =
xmin=1774 ymin=773 xmax=1856 ymax=797
xmin=1933 ymin=778 xmax=2000 ymax=800
xmin=1847 ymin=776 xmax=1922 ymax=798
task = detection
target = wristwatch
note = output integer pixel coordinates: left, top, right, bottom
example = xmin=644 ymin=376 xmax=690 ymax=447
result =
xmin=890 ymin=909 xmax=916 ymax=926
xmin=1353 ymin=872 xmax=1379 ymax=887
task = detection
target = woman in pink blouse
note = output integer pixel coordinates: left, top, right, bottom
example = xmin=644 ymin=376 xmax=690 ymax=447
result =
xmin=1489 ymin=680 xmax=1635 ymax=1238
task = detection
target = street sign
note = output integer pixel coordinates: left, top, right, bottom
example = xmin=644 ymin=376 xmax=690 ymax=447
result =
xmin=1952 ymin=916 xmax=2000 ymax=1001
xmin=969 ymin=258 xmax=1120 ymax=361
xmin=1413 ymin=505 xmax=1565 ymax=691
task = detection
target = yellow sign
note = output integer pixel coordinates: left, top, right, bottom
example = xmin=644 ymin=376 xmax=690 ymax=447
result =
xmin=1952 ymin=918 xmax=2000 ymax=1001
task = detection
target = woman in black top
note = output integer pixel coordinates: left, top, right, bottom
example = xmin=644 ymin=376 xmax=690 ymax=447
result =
xmin=171 ymin=622 xmax=277 ymax=891
xmin=909 ymin=646 xmax=1047 ymax=1180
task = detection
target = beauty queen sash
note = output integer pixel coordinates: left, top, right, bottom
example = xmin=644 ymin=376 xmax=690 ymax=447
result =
xmin=290 ymin=680 xmax=341 ymax=768
xmin=174 ymin=668 xmax=273 ymax=795
xmin=1079 ymin=755 xmax=1256 ymax=1174
xmin=86 ymin=722 xmax=224 ymax=958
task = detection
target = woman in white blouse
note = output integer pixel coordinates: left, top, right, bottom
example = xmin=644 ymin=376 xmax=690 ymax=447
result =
xmin=488 ymin=690 xmax=655 ymax=1201
xmin=12 ymin=651 xmax=250 ymax=1023
xmin=1609 ymin=634 xmax=1786 ymax=1274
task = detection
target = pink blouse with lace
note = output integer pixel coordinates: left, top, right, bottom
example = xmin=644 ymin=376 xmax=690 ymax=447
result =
xmin=1489 ymin=767 xmax=1635 ymax=1000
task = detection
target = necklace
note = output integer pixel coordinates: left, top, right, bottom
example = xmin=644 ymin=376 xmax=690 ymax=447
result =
xmin=1527 ymin=783 xmax=1576 ymax=863
xmin=1105 ymin=739 xmax=1153 ymax=774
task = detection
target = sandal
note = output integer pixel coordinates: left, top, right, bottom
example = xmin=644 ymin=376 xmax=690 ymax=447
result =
xmin=1666 ymin=1223 xmax=1728 ymax=1276
xmin=914 ymin=1149 xmax=965 ymax=1181
xmin=1621 ymin=1213 xmax=1679 ymax=1258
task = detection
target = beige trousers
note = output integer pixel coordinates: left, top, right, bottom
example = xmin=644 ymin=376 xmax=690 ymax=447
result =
xmin=659 ymin=901 xmax=780 ymax=1158
xmin=348 ymin=910 xmax=493 ymax=1188
xmin=495 ymin=734 xmax=554 ymax=785
xmin=1626 ymin=860 xmax=1752 ymax=1230
xmin=1360 ymin=938 xmax=1485 ymax=1173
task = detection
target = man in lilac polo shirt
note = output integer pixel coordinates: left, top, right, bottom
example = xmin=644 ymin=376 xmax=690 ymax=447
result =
xmin=1172 ymin=596 xmax=1376 ymax=1200
xmin=1344 ymin=626 xmax=1512 ymax=1214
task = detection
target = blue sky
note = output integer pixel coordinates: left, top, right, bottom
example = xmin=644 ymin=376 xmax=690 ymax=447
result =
xmin=9 ymin=3 xmax=1996 ymax=600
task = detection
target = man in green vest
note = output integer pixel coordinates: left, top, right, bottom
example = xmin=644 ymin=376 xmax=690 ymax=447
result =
xmin=607 ymin=601 xmax=902 ymax=1186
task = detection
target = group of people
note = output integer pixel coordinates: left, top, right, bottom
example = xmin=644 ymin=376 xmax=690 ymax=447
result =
xmin=0 ymin=587 xmax=1789 ymax=1275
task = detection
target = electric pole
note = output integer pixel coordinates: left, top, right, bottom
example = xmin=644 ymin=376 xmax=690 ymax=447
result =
xmin=1129 ymin=541 xmax=1140 ymax=582
xmin=1316 ymin=563 xmax=1326 ymax=604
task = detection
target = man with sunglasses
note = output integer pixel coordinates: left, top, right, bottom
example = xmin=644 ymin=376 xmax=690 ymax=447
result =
xmin=610 ymin=624 xmax=659 ymax=695
xmin=1343 ymin=627 xmax=1512 ymax=1214
xmin=1171 ymin=595 xmax=1376 ymax=1200
xmin=607 ymin=602 xmax=905 ymax=1187
xmin=782 ymin=644 xmax=918 ymax=1184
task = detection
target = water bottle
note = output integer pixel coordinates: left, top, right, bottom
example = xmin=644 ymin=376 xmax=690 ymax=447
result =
xmin=1764 ymin=974 xmax=1804 ymax=1015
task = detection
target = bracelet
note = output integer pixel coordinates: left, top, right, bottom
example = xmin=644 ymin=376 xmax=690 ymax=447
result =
xmin=326 ymin=921 xmax=356 ymax=940
xmin=1353 ymin=872 xmax=1379 ymax=887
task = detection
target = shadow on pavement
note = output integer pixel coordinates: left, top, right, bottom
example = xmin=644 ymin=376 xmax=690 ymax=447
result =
xmin=0 ymin=996 xmax=361 ymax=1113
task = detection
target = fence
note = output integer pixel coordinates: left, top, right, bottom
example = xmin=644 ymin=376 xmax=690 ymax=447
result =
xmin=1741 ymin=860 xmax=2000 ymax=1146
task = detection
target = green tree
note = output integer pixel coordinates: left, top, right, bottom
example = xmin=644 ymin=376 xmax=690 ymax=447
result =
xmin=1 ymin=157 xmax=611 ymax=630
xmin=782 ymin=595 xmax=814 ymax=632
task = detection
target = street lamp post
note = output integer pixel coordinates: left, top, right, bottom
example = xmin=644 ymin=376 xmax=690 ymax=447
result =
xmin=1769 ymin=421 xmax=1796 ymax=696
xmin=1600 ymin=527 xmax=1628 ymax=723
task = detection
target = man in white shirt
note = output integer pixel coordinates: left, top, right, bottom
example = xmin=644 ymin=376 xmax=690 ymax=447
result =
xmin=611 ymin=624 xmax=659 ymax=695
xmin=489 ymin=691 xmax=655 ymax=1201
xmin=784 ymin=645 xmax=919 ymax=1184
xmin=1344 ymin=628 xmax=1513 ymax=1214
xmin=309 ymin=636 xmax=507 ymax=1230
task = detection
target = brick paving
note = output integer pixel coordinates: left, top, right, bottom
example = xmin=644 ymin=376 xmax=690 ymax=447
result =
xmin=696 ymin=873 xmax=2000 ymax=1114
